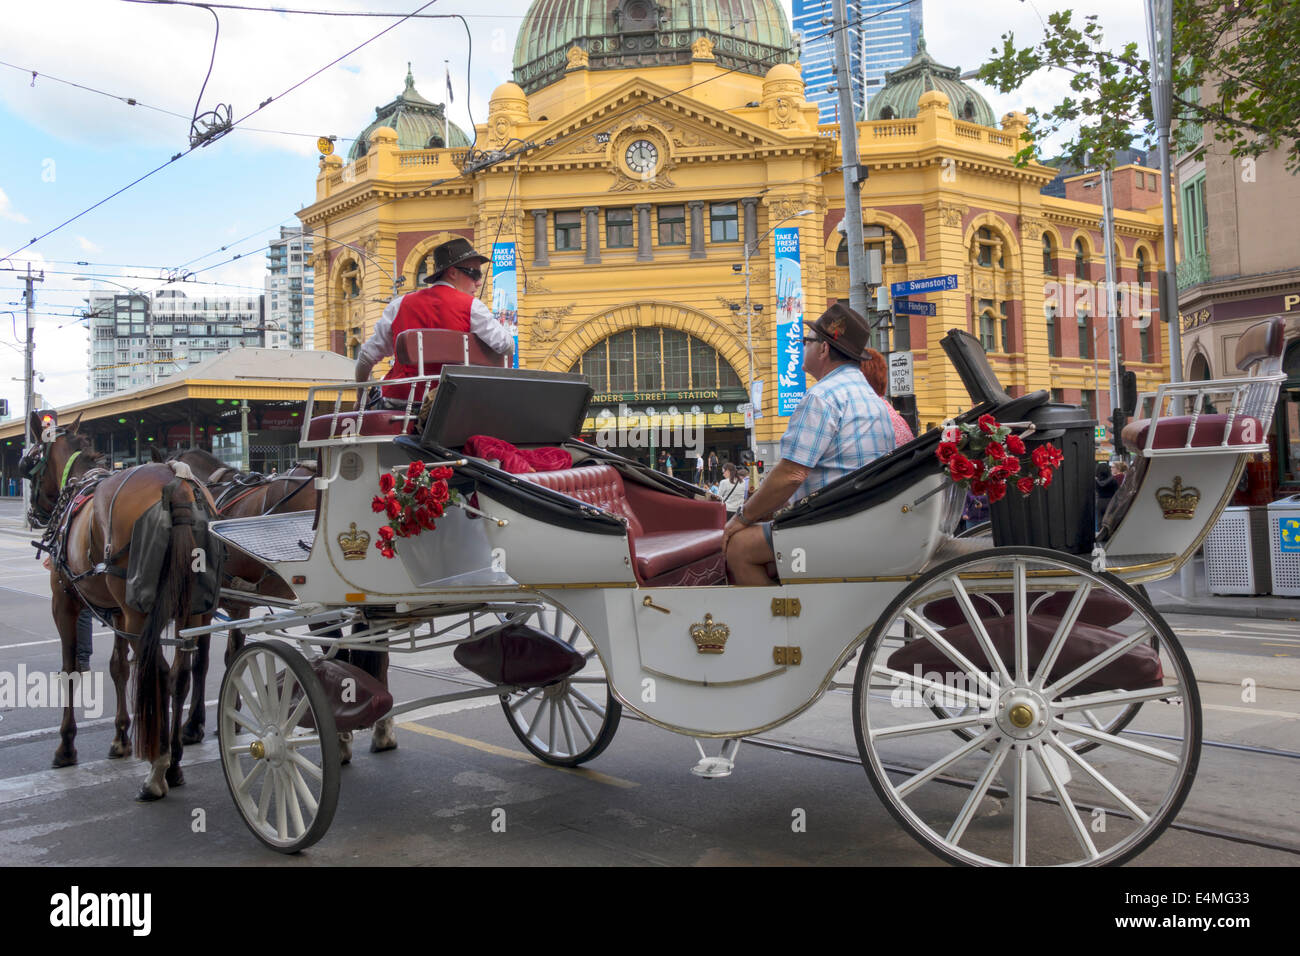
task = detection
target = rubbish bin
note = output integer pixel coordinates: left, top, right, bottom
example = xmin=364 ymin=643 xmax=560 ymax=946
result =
xmin=1268 ymin=494 xmax=1300 ymax=597
xmin=990 ymin=403 xmax=1097 ymax=555
xmin=1205 ymin=505 xmax=1273 ymax=595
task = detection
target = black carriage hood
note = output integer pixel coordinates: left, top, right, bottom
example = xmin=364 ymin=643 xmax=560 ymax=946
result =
xmin=421 ymin=364 xmax=593 ymax=449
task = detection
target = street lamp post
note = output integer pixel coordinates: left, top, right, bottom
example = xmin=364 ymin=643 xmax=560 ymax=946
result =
xmin=736 ymin=208 xmax=815 ymax=463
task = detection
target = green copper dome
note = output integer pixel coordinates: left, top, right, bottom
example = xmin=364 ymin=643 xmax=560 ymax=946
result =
xmin=513 ymin=0 xmax=795 ymax=94
xmin=866 ymin=37 xmax=996 ymax=126
xmin=349 ymin=66 xmax=470 ymax=160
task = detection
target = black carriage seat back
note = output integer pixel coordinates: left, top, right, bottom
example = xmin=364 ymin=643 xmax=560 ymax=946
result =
xmin=1234 ymin=315 xmax=1286 ymax=374
xmin=420 ymin=364 xmax=594 ymax=451
xmin=394 ymin=328 xmax=509 ymax=371
xmin=941 ymin=328 xmax=1014 ymax=407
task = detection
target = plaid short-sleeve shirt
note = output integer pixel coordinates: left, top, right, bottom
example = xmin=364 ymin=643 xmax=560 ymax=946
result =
xmin=779 ymin=363 xmax=895 ymax=502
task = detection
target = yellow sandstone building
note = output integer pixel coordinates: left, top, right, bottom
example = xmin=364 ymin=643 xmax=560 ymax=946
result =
xmin=303 ymin=0 xmax=1169 ymax=470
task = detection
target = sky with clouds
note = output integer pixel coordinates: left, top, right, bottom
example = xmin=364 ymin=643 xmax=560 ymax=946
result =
xmin=0 ymin=0 xmax=1149 ymax=412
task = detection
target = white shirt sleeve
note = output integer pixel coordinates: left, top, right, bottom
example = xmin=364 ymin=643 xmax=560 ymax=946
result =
xmin=468 ymin=296 xmax=515 ymax=355
xmin=355 ymin=295 xmax=403 ymax=381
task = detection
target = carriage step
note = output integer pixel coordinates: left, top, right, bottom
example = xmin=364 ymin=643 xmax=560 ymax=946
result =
xmin=209 ymin=511 xmax=316 ymax=563
xmin=691 ymin=738 xmax=742 ymax=779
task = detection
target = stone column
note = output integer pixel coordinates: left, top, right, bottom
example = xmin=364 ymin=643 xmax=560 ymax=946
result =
xmin=636 ymin=203 xmax=653 ymax=262
xmin=583 ymin=206 xmax=600 ymax=264
xmin=532 ymin=209 xmax=549 ymax=266
xmin=742 ymin=197 xmax=758 ymax=254
xmin=688 ymin=200 xmax=706 ymax=259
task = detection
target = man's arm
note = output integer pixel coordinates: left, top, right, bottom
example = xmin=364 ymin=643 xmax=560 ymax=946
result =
xmin=354 ymin=295 xmax=402 ymax=382
xmin=721 ymin=458 xmax=810 ymax=548
xmin=468 ymin=298 xmax=516 ymax=355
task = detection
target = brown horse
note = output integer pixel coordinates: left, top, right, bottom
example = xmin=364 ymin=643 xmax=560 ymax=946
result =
xmin=21 ymin=412 xmax=214 ymax=800
xmin=165 ymin=448 xmax=396 ymax=760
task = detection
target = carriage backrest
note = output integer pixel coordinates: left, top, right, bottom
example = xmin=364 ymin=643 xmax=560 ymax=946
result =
xmin=1233 ymin=316 xmax=1286 ymax=375
xmin=394 ymin=329 xmax=509 ymax=371
xmin=941 ymin=329 xmax=1013 ymax=406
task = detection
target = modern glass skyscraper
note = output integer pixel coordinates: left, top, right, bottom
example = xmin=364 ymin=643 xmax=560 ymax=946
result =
xmin=792 ymin=0 xmax=923 ymax=123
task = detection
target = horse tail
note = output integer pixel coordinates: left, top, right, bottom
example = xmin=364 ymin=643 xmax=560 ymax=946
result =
xmin=133 ymin=475 xmax=196 ymax=761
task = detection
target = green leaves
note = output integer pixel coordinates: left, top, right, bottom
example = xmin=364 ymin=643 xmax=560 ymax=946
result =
xmin=977 ymin=2 xmax=1300 ymax=172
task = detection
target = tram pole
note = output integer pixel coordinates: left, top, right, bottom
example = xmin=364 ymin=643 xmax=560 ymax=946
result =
xmin=22 ymin=264 xmax=42 ymax=530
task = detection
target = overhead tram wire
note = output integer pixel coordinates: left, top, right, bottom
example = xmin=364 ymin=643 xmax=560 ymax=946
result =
xmin=45 ymin=0 xmax=910 ymax=288
xmin=0 ymin=0 xmax=442 ymax=264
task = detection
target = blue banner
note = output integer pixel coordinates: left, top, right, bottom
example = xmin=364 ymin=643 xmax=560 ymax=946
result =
xmin=774 ymin=226 xmax=805 ymax=416
xmin=491 ymin=242 xmax=519 ymax=369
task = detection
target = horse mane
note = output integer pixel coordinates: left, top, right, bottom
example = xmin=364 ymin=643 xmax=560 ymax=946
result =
xmin=70 ymin=431 xmax=109 ymax=469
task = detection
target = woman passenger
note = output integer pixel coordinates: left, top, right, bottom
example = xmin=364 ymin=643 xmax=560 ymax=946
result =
xmin=860 ymin=348 xmax=914 ymax=447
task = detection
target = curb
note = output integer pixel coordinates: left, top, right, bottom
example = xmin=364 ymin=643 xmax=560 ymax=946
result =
xmin=1152 ymin=601 xmax=1299 ymax=621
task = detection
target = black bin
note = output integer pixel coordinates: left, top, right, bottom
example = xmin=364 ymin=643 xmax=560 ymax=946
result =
xmin=990 ymin=403 xmax=1097 ymax=554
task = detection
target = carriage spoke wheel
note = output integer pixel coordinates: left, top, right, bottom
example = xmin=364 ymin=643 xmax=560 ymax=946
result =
xmin=497 ymin=605 xmax=622 ymax=767
xmin=853 ymin=546 xmax=1200 ymax=867
xmin=219 ymin=640 xmax=341 ymax=853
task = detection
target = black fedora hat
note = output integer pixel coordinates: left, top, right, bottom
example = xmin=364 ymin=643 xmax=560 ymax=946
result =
xmin=803 ymin=302 xmax=870 ymax=362
xmin=424 ymin=237 xmax=489 ymax=283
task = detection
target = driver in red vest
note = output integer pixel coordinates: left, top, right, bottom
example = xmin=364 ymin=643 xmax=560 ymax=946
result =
xmin=354 ymin=237 xmax=514 ymax=404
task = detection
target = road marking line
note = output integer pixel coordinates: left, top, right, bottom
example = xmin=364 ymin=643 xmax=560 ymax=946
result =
xmin=1203 ymin=703 xmax=1300 ymax=720
xmin=1261 ymin=642 xmax=1300 ymax=649
xmin=0 ymin=699 xmax=220 ymax=743
xmin=0 ymin=739 xmax=223 ymax=806
xmin=0 ymin=639 xmax=59 ymax=650
xmin=398 ymin=721 xmax=639 ymax=789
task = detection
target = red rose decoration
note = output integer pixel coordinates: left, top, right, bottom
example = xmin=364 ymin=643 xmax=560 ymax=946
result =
xmin=431 ymin=482 xmax=450 ymax=504
xmin=378 ymin=525 xmax=394 ymax=541
xmin=1000 ymin=455 xmax=1020 ymax=475
xmin=385 ymin=497 xmax=401 ymax=519
xmin=970 ymin=479 xmax=988 ymax=495
xmin=1006 ymin=434 xmax=1026 ymax=455
xmin=987 ymin=479 xmax=1008 ymax=503
xmin=1038 ymin=467 xmax=1054 ymax=486
xmin=937 ymin=441 xmax=959 ymax=464
xmin=978 ymin=414 xmax=997 ymax=435
xmin=371 ymin=495 xmax=386 ymax=513
xmin=378 ymin=472 xmax=396 ymax=494
xmin=432 ymin=466 xmax=453 ymax=480
xmin=1016 ymin=476 xmax=1035 ymax=495
xmin=1044 ymin=444 xmax=1063 ymax=467
xmin=408 ymin=460 xmax=425 ymax=478
xmin=986 ymin=442 xmax=1005 ymax=460
xmin=949 ymin=454 xmax=978 ymax=481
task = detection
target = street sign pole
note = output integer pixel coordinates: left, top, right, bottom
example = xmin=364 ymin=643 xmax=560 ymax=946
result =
xmin=832 ymin=0 xmax=874 ymax=346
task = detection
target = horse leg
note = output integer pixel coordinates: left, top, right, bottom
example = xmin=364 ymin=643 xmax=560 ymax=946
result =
xmin=137 ymin=641 xmax=172 ymax=802
xmin=361 ymin=643 xmax=397 ymax=754
xmin=166 ymin=634 xmax=194 ymax=789
xmin=107 ymin=631 xmax=131 ymax=758
xmin=181 ymin=633 xmax=209 ymax=744
xmin=323 ymin=626 xmax=352 ymax=765
xmin=51 ymin=585 xmax=81 ymax=768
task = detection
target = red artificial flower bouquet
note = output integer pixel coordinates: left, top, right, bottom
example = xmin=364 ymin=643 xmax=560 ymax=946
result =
xmin=935 ymin=414 xmax=1063 ymax=504
xmin=371 ymin=460 xmax=457 ymax=558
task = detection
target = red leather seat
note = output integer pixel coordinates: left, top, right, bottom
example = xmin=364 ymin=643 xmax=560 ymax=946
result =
xmin=516 ymin=464 xmax=726 ymax=586
xmin=1121 ymin=413 xmax=1262 ymax=453
xmin=306 ymin=409 xmax=415 ymax=442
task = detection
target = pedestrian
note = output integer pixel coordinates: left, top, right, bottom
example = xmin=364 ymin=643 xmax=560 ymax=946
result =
xmin=695 ymin=452 xmax=704 ymax=484
xmin=860 ymin=348 xmax=914 ymax=447
xmin=707 ymin=450 xmax=719 ymax=484
xmin=1095 ymin=461 xmax=1119 ymax=531
xmin=1112 ymin=460 xmax=1128 ymax=486
xmin=961 ymin=490 xmax=989 ymax=532
xmin=715 ymin=461 xmax=749 ymax=513
xmin=665 ymin=451 xmax=676 ymax=477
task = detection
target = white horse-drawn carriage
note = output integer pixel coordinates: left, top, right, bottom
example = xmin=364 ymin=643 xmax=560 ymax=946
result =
xmin=185 ymin=317 xmax=1287 ymax=865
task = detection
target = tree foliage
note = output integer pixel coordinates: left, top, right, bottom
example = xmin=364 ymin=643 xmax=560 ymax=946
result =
xmin=976 ymin=1 xmax=1300 ymax=172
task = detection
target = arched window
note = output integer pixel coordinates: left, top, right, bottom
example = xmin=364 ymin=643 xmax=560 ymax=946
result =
xmin=1042 ymin=234 xmax=1055 ymax=275
xmin=1136 ymin=247 xmax=1148 ymax=286
xmin=836 ymin=237 xmax=848 ymax=267
xmin=975 ymin=227 xmax=1004 ymax=269
xmin=1045 ymin=305 xmax=1059 ymax=357
xmin=338 ymin=258 xmax=361 ymax=299
xmin=962 ymin=100 xmax=976 ymax=120
xmin=840 ymin=230 xmax=907 ymax=266
xmin=979 ymin=310 xmax=998 ymax=352
xmin=1188 ymin=353 xmax=1213 ymax=382
xmin=415 ymin=254 xmax=433 ymax=286
xmin=880 ymin=106 xmax=895 ymax=120
xmin=1074 ymin=238 xmax=1088 ymax=280
xmin=570 ymin=327 xmax=741 ymax=393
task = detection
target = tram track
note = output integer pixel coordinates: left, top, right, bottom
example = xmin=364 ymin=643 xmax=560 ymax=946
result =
xmin=390 ymin=661 xmax=1300 ymax=858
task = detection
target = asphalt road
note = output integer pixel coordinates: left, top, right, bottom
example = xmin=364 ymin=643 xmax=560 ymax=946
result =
xmin=0 ymin=504 xmax=1296 ymax=868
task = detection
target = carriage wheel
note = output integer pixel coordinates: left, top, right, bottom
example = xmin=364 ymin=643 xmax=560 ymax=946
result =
xmin=497 ymin=605 xmax=622 ymax=767
xmin=853 ymin=546 xmax=1200 ymax=867
xmin=218 ymin=640 xmax=341 ymax=854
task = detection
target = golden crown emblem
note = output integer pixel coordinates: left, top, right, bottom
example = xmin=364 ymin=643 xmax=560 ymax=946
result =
xmin=338 ymin=522 xmax=371 ymax=560
xmin=1156 ymin=477 xmax=1200 ymax=520
xmin=690 ymin=613 xmax=730 ymax=655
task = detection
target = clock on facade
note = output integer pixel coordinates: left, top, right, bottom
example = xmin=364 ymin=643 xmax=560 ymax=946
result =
xmin=625 ymin=139 xmax=659 ymax=175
